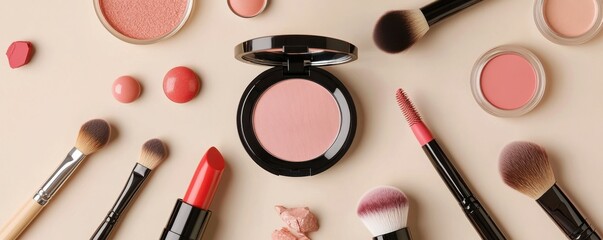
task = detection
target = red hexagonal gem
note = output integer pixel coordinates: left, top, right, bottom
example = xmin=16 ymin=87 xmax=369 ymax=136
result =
xmin=6 ymin=41 xmax=34 ymax=69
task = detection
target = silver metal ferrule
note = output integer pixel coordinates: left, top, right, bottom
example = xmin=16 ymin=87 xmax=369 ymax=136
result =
xmin=33 ymin=147 xmax=86 ymax=205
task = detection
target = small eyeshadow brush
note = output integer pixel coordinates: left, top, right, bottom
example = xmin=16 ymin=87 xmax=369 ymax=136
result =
xmin=91 ymin=139 xmax=168 ymax=240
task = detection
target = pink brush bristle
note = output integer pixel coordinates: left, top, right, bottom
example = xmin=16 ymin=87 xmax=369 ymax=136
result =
xmin=357 ymin=187 xmax=408 ymax=217
xmin=395 ymin=89 xmax=422 ymax=126
xmin=357 ymin=186 xmax=409 ymax=237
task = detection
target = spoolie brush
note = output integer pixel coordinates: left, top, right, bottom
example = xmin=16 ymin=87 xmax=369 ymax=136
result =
xmin=499 ymin=141 xmax=600 ymax=240
xmin=374 ymin=0 xmax=483 ymax=53
xmin=91 ymin=138 xmax=168 ymax=240
xmin=357 ymin=186 xmax=411 ymax=240
xmin=0 ymin=119 xmax=111 ymax=240
xmin=395 ymin=89 xmax=507 ymax=239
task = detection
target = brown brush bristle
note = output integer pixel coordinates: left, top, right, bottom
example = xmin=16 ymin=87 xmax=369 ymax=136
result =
xmin=373 ymin=10 xmax=429 ymax=53
xmin=395 ymin=89 xmax=422 ymax=126
xmin=138 ymin=139 xmax=168 ymax=170
xmin=75 ymin=119 xmax=111 ymax=155
xmin=499 ymin=141 xmax=556 ymax=199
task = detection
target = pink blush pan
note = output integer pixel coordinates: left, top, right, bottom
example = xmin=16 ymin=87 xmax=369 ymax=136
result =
xmin=471 ymin=46 xmax=546 ymax=117
xmin=252 ymin=79 xmax=341 ymax=162
xmin=543 ymin=0 xmax=598 ymax=37
xmin=535 ymin=0 xmax=603 ymax=44
xmin=480 ymin=54 xmax=537 ymax=110
xmin=95 ymin=0 xmax=193 ymax=44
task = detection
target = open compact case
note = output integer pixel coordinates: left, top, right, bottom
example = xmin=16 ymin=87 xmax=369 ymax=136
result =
xmin=235 ymin=35 xmax=358 ymax=177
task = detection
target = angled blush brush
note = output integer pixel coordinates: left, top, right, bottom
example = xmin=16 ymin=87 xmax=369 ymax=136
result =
xmin=499 ymin=141 xmax=600 ymax=240
xmin=395 ymin=89 xmax=506 ymax=240
xmin=0 ymin=119 xmax=111 ymax=240
xmin=374 ymin=0 xmax=483 ymax=53
xmin=91 ymin=138 xmax=168 ymax=240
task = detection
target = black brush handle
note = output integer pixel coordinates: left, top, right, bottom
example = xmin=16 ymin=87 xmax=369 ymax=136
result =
xmin=423 ymin=140 xmax=506 ymax=240
xmin=420 ymin=0 xmax=483 ymax=26
xmin=91 ymin=163 xmax=151 ymax=240
xmin=537 ymin=185 xmax=600 ymax=240
xmin=374 ymin=227 xmax=411 ymax=240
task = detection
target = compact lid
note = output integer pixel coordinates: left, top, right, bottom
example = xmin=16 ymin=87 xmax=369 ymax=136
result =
xmin=235 ymin=35 xmax=358 ymax=67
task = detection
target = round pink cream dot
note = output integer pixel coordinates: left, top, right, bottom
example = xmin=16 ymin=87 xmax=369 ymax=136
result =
xmin=112 ymin=76 xmax=141 ymax=103
xmin=163 ymin=66 xmax=201 ymax=103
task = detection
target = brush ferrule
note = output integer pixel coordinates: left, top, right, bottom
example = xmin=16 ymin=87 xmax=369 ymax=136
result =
xmin=91 ymin=163 xmax=152 ymax=240
xmin=537 ymin=185 xmax=600 ymax=240
xmin=420 ymin=0 xmax=483 ymax=26
xmin=460 ymin=196 xmax=507 ymax=240
xmin=33 ymin=147 xmax=86 ymax=205
xmin=374 ymin=228 xmax=411 ymax=240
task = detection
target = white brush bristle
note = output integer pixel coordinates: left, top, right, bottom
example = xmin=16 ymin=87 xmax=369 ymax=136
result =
xmin=357 ymin=186 xmax=409 ymax=236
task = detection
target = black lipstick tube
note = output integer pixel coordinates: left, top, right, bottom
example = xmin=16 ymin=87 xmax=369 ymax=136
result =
xmin=374 ymin=227 xmax=411 ymax=240
xmin=160 ymin=199 xmax=211 ymax=240
xmin=537 ymin=185 xmax=600 ymax=240
xmin=423 ymin=140 xmax=506 ymax=240
xmin=91 ymin=163 xmax=151 ymax=240
xmin=421 ymin=0 xmax=483 ymax=26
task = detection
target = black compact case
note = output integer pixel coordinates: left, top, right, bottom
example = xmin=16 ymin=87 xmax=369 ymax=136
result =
xmin=235 ymin=35 xmax=358 ymax=177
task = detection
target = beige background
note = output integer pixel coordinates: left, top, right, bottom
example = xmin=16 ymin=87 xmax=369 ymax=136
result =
xmin=0 ymin=0 xmax=602 ymax=239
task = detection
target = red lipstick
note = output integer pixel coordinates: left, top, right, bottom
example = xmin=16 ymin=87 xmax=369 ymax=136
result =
xmin=183 ymin=147 xmax=225 ymax=209
xmin=161 ymin=147 xmax=225 ymax=240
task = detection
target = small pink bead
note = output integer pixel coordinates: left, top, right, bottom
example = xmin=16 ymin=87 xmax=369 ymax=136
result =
xmin=163 ymin=66 xmax=201 ymax=103
xmin=112 ymin=76 xmax=141 ymax=103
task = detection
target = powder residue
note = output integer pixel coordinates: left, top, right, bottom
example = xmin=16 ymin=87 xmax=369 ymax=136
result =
xmin=275 ymin=206 xmax=319 ymax=234
xmin=272 ymin=228 xmax=298 ymax=240
xmin=99 ymin=0 xmax=188 ymax=40
xmin=272 ymin=206 xmax=318 ymax=240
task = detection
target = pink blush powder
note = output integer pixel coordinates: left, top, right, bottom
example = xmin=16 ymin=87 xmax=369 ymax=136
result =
xmin=99 ymin=0 xmax=188 ymax=40
xmin=544 ymin=0 xmax=599 ymax=37
xmin=253 ymin=79 xmax=341 ymax=162
xmin=480 ymin=54 xmax=537 ymax=110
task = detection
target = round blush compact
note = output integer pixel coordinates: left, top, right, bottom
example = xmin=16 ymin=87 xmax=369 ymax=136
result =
xmin=471 ymin=46 xmax=546 ymax=117
xmin=534 ymin=0 xmax=603 ymax=45
xmin=94 ymin=0 xmax=194 ymax=44
xmin=235 ymin=35 xmax=358 ymax=177
xmin=228 ymin=0 xmax=268 ymax=18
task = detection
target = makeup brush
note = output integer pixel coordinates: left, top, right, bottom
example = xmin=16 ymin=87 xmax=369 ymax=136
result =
xmin=374 ymin=0 xmax=483 ymax=53
xmin=0 ymin=119 xmax=111 ymax=240
xmin=357 ymin=186 xmax=411 ymax=240
xmin=499 ymin=141 xmax=601 ymax=240
xmin=395 ymin=89 xmax=506 ymax=240
xmin=91 ymin=138 xmax=168 ymax=240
